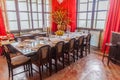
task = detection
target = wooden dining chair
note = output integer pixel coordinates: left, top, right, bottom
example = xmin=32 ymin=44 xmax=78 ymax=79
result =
xmin=75 ymin=36 xmax=84 ymax=59
xmin=32 ymin=45 xmax=51 ymax=80
xmin=52 ymin=41 xmax=65 ymax=72
xmin=3 ymin=45 xmax=32 ymax=80
xmin=83 ymin=33 xmax=91 ymax=55
xmin=64 ymin=38 xmax=76 ymax=65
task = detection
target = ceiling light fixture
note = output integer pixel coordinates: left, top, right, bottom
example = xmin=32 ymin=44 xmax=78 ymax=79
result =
xmin=57 ymin=0 xmax=63 ymax=4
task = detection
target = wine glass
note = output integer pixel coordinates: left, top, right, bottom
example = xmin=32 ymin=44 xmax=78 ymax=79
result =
xmin=17 ymin=38 xmax=21 ymax=43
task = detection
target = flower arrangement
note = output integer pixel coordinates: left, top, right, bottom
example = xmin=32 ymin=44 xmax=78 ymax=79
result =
xmin=52 ymin=7 xmax=71 ymax=30
xmin=55 ymin=30 xmax=64 ymax=36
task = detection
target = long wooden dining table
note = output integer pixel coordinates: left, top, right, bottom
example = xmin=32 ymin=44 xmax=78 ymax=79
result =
xmin=10 ymin=32 xmax=88 ymax=57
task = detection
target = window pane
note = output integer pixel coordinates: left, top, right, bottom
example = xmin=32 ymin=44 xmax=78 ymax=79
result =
xmin=19 ymin=0 xmax=26 ymax=1
xmin=21 ymin=21 xmax=29 ymax=30
xmin=78 ymin=20 xmax=86 ymax=27
xmin=80 ymin=0 xmax=88 ymax=3
xmin=39 ymin=21 xmax=42 ymax=28
xmin=47 ymin=21 xmax=50 ymax=26
xmin=88 ymin=2 xmax=92 ymax=11
xmin=79 ymin=4 xmax=87 ymax=11
xmin=18 ymin=2 xmax=27 ymax=11
xmin=44 ymin=14 xmax=50 ymax=27
xmin=87 ymin=20 xmax=91 ymax=28
xmin=29 ymin=20 xmax=32 ymax=29
xmin=38 ymin=5 xmax=42 ymax=12
xmin=33 ymin=21 xmax=39 ymax=28
xmin=89 ymin=0 xmax=93 ymax=2
xmin=39 ymin=13 xmax=42 ymax=20
xmin=33 ymin=13 xmax=38 ymax=20
xmin=7 ymin=12 xmax=17 ymax=20
xmin=44 ymin=5 xmax=50 ymax=12
xmin=38 ymin=0 xmax=42 ymax=3
xmin=20 ymin=13 xmax=28 ymax=20
xmin=31 ymin=0 xmax=36 ymax=3
xmin=94 ymin=12 xmax=97 ymax=20
xmin=44 ymin=14 xmax=50 ymax=20
xmin=44 ymin=0 xmax=50 ymax=4
xmin=88 ymin=12 xmax=92 ymax=19
xmin=9 ymin=21 xmax=18 ymax=31
xmin=97 ymin=12 xmax=107 ymax=19
xmin=32 ymin=3 xmax=37 ymax=12
xmin=6 ymin=1 xmax=15 ymax=10
xmin=78 ymin=13 xmax=87 ymax=19
xmin=95 ymin=2 xmax=98 ymax=11
xmin=96 ymin=20 xmax=106 ymax=29
xmin=98 ymin=1 xmax=109 ymax=10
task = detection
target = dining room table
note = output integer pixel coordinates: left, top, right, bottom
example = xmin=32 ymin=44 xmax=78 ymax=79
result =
xmin=10 ymin=32 xmax=88 ymax=57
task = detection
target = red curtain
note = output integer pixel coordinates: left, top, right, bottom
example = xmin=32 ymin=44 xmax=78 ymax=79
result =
xmin=102 ymin=0 xmax=120 ymax=52
xmin=0 ymin=6 xmax=6 ymax=56
xmin=0 ymin=6 xmax=6 ymax=36
xmin=52 ymin=0 xmax=76 ymax=32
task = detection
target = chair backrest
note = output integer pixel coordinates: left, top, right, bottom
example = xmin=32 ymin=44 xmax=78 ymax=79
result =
xmin=86 ymin=33 xmax=91 ymax=44
xmin=68 ymin=38 xmax=75 ymax=52
xmin=55 ymin=41 xmax=64 ymax=57
xmin=78 ymin=36 xmax=84 ymax=47
xmin=37 ymin=45 xmax=51 ymax=64
xmin=2 ymin=46 xmax=11 ymax=65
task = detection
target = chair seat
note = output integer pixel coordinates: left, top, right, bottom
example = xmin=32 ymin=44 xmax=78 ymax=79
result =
xmin=10 ymin=52 xmax=21 ymax=58
xmin=11 ymin=55 xmax=30 ymax=66
xmin=105 ymin=43 xmax=117 ymax=47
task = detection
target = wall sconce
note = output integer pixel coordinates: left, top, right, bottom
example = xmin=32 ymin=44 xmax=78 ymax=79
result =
xmin=57 ymin=0 xmax=63 ymax=4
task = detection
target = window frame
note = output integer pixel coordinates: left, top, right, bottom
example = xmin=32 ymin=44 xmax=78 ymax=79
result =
xmin=77 ymin=0 xmax=109 ymax=30
xmin=4 ymin=0 xmax=51 ymax=32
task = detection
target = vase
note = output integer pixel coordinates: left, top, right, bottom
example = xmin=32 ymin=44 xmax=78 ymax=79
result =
xmin=57 ymin=24 xmax=66 ymax=31
xmin=57 ymin=24 xmax=61 ymax=30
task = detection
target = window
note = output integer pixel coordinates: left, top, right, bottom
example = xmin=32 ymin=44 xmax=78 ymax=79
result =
xmin=93 ymin=0 xmax=109 ymax=29
xmin=77 ymin=0 xmax=109 ymax=29
xmin=6 ymin=0 xmax=18 ymax=31
xmin=18 ymin=0 xmax=31 ymax=30
xmin=43 ymin=0 xmax=51 ymax=28
xmin=5 ymin=0 xmax=51 ymax=32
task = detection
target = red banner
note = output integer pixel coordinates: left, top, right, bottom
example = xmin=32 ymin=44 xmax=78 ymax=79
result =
xmin=52 ymin=0 xmax=76 ymax=32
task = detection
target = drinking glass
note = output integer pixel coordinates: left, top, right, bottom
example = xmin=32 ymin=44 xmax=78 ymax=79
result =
xmin=17 ymin=38 xmax=21 ymax=43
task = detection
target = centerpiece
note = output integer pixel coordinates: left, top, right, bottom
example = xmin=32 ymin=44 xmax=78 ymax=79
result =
xmin=52 ymin=8 xmax=71 ymax=31
xmin=55 ymin=30 xmax=64 ymax=36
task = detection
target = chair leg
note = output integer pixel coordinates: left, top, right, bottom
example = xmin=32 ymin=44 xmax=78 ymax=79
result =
xmin=68 ymin=54 xmax=70 ymax=65
xmin=30 ymin=63 xmax=33 ymax=76
xmin=85 ymin=46 xmax=87 ymax=56
xmin=80 ymin=47 xmax=83 ymax=58
xmin=8 ymin=65 xmax=11 ymax=78
xmin=62 ymin=55 xmax=65 ymax=68
xmin=28 ymin=64 xmax=31 ymax=76
xmin=49 ymin=62 xmax=52 ymax=76
xmin=42 ymin=65 xmax=44 ymax=72
xmin=81 ymin=49 xmax=83 ymax=57
xmin=102 ymin=45 xmax=107 ymax=62
xmin=73 ymin=52 xmax=75 ymax=62
xmin=88 ymin=45 xmax=90 ymax=53
xmin=24 ymin=65 xmax=26 ymax=71
xmin=11 ymin=68 xmax=13 ymax=80
xmin=55 ymin=58 xmax=57 ymax=72
xmin=107 ymin=56 xmax=110 ymax=66
xmin=39 ymin=66 xmax=42 ymax=80
xmin=76 ymin=49 xmax=79 ymax=60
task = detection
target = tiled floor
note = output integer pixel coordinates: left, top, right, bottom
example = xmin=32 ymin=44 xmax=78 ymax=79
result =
xmin=0 ymin=50 xmax=120 ymax=80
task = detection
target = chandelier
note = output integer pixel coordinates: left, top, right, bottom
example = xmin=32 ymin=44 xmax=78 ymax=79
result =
xmin=57 ymin=0 xmax=63 ymax=4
